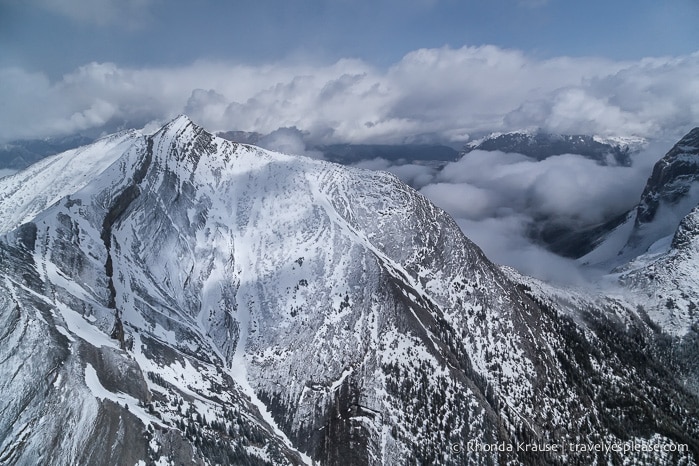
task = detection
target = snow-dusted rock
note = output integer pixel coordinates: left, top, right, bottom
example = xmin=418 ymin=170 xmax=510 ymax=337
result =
xmin=0 ymin=116 xmax=696 ymax=465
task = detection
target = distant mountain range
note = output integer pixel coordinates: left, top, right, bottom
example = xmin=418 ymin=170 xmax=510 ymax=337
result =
xmin=462 ymin=130 xmax=647 ymax=166
xmin=0 ymin=134 xmax=94 ymax=171
xmin=314 ymin=144 xmax=459 ymax=164
xmin=0 ymin=117 xmax=696 ymax=464
xmin=1 ymin=128 xmax=645 ymax=173
xmin=216 ymin=129 xmax=646 ymax=166
xmin=216 ymin=130 xmax=461 ymax=165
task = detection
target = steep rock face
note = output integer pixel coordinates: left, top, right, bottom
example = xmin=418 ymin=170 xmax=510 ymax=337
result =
xmin=0 ymin=116 xmax=697 ymax=465
xmin=624 ymin=127 xmax=699 ymax=255
xmin=636 ymin=128 xmax=699 ymax=225
xmin=579 ymin=127 xmax=699 ymax=268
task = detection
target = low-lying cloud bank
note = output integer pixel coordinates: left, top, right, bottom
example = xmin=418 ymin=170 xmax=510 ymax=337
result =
xmin=1 ymin=46 xmax=698 ymax=145
xmin=363 ymin=142 xmax=671 ymax=283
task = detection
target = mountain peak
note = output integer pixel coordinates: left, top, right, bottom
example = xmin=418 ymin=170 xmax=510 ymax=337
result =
xmin=154 ymin=114 xmax=203 ymax=143
xmin=165 ymin=113 xmax=196 ymax=129
xmin=150 ymin=114 xmax=220 ymax=167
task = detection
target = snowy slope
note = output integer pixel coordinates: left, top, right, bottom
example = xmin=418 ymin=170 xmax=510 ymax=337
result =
xmin=614 ymin=205 xmax=699 ymax=338
xmin=0 ymin=130 xmax=143 ymax=234
xmin=0 ymin=116 xmax=696 ymax=465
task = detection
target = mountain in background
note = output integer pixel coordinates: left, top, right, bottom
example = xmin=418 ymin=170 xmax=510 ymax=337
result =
xmin=216 ymin=131 xmax=460 ymax=165
xmin=0 ymin=116 xmax=696 ymax=465
xmin=0 ymin=134 xmax=95 ymax=171
xmin=314 ymin=144 xmax=459 ymax=164
xmin=217 ymin=129 xmax=641 ymax=168
xmin=216 ymin=130 xmax=264 ymax=146
xmin=461 ymin=130 xmax=646 ymax=166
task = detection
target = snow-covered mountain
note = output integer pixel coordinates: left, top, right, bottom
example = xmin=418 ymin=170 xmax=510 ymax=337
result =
xmin=616 ymin=204 xmax=699 ymax=337
xmin=462 ymin=130 xmax=646 ymax=166
xmin=582 ymin=127 xmax=699 ymax=267
xmin=0 ymin=116 xmax=696 ymax=465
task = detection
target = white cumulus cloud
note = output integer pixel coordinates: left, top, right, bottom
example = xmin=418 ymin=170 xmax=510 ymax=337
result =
xmin=1 ymin=46 xmax=698 ymax=145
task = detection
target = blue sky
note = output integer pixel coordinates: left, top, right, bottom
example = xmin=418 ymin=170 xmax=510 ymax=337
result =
xmin=0 ymin=0 xmax=698 ymax=144
xmin=3 ymin=0 xmax=697 ymax=74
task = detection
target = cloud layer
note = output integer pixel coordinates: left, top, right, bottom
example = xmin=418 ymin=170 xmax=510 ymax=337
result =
xmin=1 ymin=46 xmax=698 ymax=145
xmin=368 ymin=143 xmax=668 ymax=283
xmin=2 ymin=45 xmax=696 ymax=282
